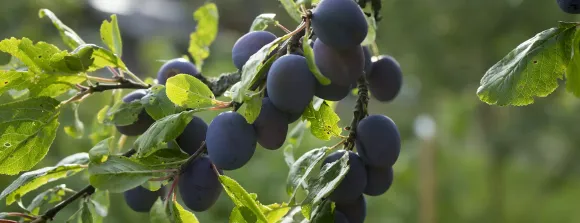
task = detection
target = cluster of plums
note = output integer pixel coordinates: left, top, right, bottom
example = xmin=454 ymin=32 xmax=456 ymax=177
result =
xmin=120 ymin=58 xmax=222 ymax=213
xmin=322 ymin=113 xmax=401 ymax=223
xmin=118 ymin=0 xmax=404 ymax=220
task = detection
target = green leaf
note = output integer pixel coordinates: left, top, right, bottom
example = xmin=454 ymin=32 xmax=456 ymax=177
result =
xmin=80 ymin=201 xmax=94 ymax=223
xmin=88 ymin=156 xmax=162 ymax=193
xmin=309 ymin=200 xmax=334 ymax=223
xmin=302 ymin=36 xmax=331 ymax=86
xmin=302 ymin=100 xmax=341 ymax=140
xmin=263 ymin=203 xmax=291 ymax=223
xmin=100 ymin=15 xmax=123 ymax=57
xmin=286 ymin=147 xmax=329 ymax=203
xmin=133 ymin=110 xmax=194 ymax=157
xmin=188 ymin=3 xmax=219 ymax=71
xmin=279 ymin=0 xmax=302 ymax=23
xmin=143 ymin=85 xmax=182 ymax=120
xmin=88 ymin=44 xmax=127 ymax=71
xmin=301 ymin=152 xmax=350 ymax=205
xmin=64 ymin=102 xmax=85 ymax=139
xmin=89 ymin=106 xmax=114 ymax=146
xmin=0 ymin=97 xmax=61 ymax=175
xmin=0 ymin=38 xmax=94 ymax=74
xmin=0 ymin=70 xmax=86 ymax=98
xmin=361 ymin=9 xmax=377 ymax=46
xmin=89 ymin=137 xmax=113 ymax=164
xmin=135 ymin=148 xmax=189 ymax=169
xmin=103 ymin=100 xmax=143 ymax=126
xmin=250 ymin=14 xmax=277 ymax=32
xmin=150 ymin=199 xmax=168 ymax=223
xmin=287 ymin=120 xmax=307 ymax=148
xmin=26 ymin=184 xmax=68 ymax=215
xmin=0 ymin=164 xmax=85 ymax=205
xmin=57 ymin=153 xmax=90 ymax=166
xmin=89 ymin=189 xmax=110 ymax=217
xmin=38 ymin=9 xmax=85 ymax=49
xmin=230 ymin=206 xmax=257 ymax=223
xmin=0 ymin=56 xmax=26 ymax=70
xmin=232 ymin=35 xmax=289 ymax=102
xmin=219 ymin=175 xmax=269 ymax=223
xmin=166 ymin=74 xmax=216 ymax=108
xmin=238 ymin=90 xmax=263 ymax=124
xmin=150 ymin=198 xmax=200 ymax=223
xmin=566 ymin=28 xmax=580 ymax=96
xmin=477 ymin=23 xmax=577 ymax=106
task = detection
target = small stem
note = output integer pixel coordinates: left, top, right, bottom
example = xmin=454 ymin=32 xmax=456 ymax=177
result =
xmin=62 ymin=188 xmax=77 ymax=194
xmin=106 ymin=67 xmax=121 ymax=78
xmin=275 ymin=22 xmax=291 ymax=33
xmin=329 ymin=138 xmax=348 ymax=150
xmin=0 ymin=220 xmax=18 ymax=223
xmin=149 ymin=175 xmax=174 ymax=182
xmin=165 ymin=174 xmax=179 ymax=204
xmin=179 ymin=141 xmax=207 ymax=174
xmin=124 ymin=70 xmax=148 ymax=86
xmin=3 ymin=213 xmax=36 ymax=220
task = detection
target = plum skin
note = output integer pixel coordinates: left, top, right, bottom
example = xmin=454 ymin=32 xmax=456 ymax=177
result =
xmin=232 ymin=31 xmax=277 ymax=70
xmin=176 ymin=116 xmax=208 ymax=155
xmin=311 ymin=0 xmax=368 ymax=50
xmin=253 ymin=98 xmax=289 ymax=150
xmin=557 ymin=0 xmax=580 ymax=14
xmin=313 ymin=39 xmax=364 ymax=87
xmin=123 ymin=186 xmax=164 ymax=213
xmin=178 ymin=156 xmax=223 ymax=212
xmin=356 ymin=115 xmax=401 ymax=168
xmin=156 ymin=58 xmax=200 ymax=85
xmin=334 ymin=195 xmax=367 ymax=223
xmin=205 ymin=111 xmax=257 ymax=170
xmin=367 ymin=55 xmax=403 ymax=102
xmin=266 ymin=54 xmax=316 ymax=114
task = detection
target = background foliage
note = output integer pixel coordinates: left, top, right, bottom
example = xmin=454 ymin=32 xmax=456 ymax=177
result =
xmin=2 ymin=0 xmax=580 ymax=222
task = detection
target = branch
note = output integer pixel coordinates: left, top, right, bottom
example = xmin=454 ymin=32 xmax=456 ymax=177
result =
xmin=32 ymin=149 xmax=136 ymax=223
xmin=195 ymin=71 xmax=241 ymax=97
xmin=63 ymin=77 xmax=150 ymax=104
xmin=344 ymin=76 xmax=369 ymax=151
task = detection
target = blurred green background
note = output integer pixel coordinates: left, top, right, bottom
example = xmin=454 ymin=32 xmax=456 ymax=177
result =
xmin=2 ymin=0 xmax=580 ymax=222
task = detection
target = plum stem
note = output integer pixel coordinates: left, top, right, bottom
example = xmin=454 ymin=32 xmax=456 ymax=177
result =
xmin=179 ymin=141 xmax=208 ymax=174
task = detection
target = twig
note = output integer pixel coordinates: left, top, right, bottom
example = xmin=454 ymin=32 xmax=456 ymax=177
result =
xmin=0 ymin=220 xmax=18 ymax=223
